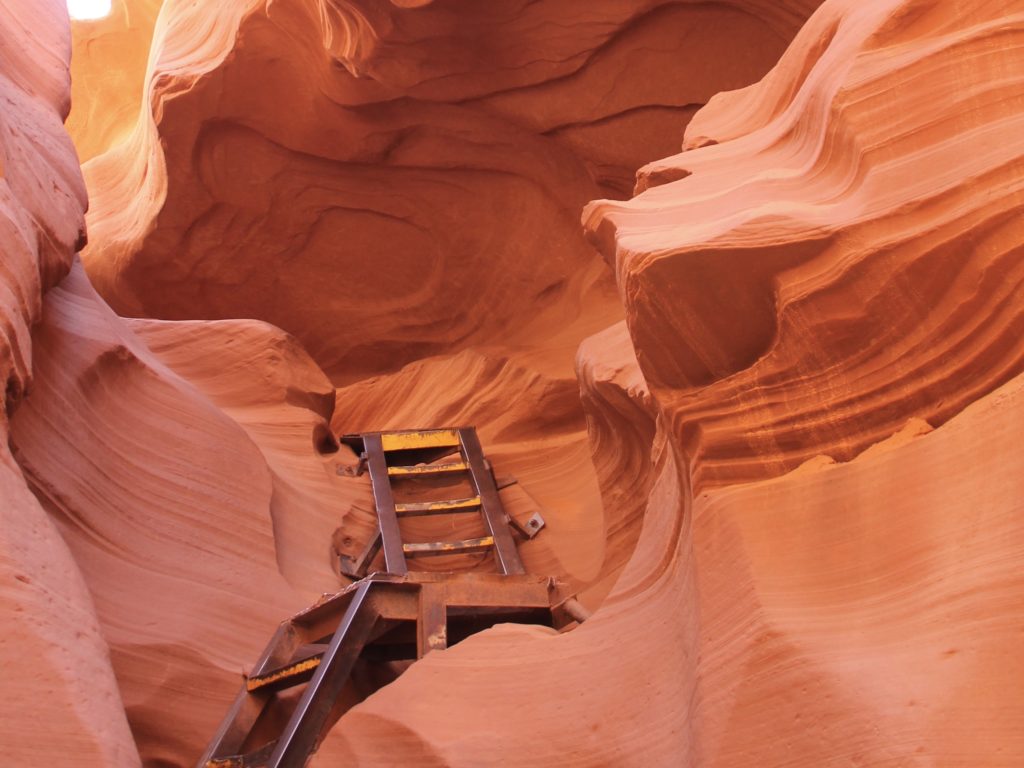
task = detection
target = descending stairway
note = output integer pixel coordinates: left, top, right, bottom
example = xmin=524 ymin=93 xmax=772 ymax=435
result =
xmin=337 ymin=426 xmax=543 ymax=578
xmin=197 ymin=572 xmax=557 ymax=768
xmin=198 ymin=427 xmax=577 ymax=768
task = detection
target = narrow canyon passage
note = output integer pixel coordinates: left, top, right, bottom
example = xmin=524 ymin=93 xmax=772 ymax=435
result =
xmin=1 ymin=0 xmax=1022 ymax=766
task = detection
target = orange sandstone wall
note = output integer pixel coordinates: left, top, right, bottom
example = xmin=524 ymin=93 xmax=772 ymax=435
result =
xmin=68 ymin=0 xmax=825 ymax=641
xmin=67 ymin=0 xmax=164 ymax=162
xmin=5 ymin=0 xmax=1023 ymax=765
xmin=584 ymin=0 xmax=1024 ymax=491
xmin=10 ymin=263 xmax=335 ymax=763
xmin=0 ymin=1 xmax=137 ymax=764
xmin=315 ymin=369 xmax=1024 ymax=767
xmin=314 ymin=0 xmax=1024 ymax=764
xmin=79 ymin=0 xmax=819 ymax=384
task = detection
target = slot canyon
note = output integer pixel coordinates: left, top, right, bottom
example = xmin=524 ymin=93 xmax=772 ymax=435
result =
xmin=1 ymin=0 xmax=1022 ymax=765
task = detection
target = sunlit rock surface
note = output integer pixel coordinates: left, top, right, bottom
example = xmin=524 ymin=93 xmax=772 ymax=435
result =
xmin=66 ymin=0 xmax=163 ymax=163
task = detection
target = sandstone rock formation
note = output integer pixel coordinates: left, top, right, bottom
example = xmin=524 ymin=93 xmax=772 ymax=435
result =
xmin=584 ymin=0 xmax=1024 ymax=491
xmin=11 ymin=261 xmax=334 ymax=763
xmin=3 ymin=0 xmax=1023 ymax=765
xmin=0 ymin=0 xmax=135 ymax=763
xmin=324 ymin=0 xmax=1024 ymax=761
xmin=77 ymin=0 xmax=819 ymax=384
xmin=66 ymin=0 xmax=162 ymax=163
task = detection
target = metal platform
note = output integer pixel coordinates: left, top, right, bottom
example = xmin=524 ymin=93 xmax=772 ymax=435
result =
xmin=198 ymin=572 xmax=559 ymax=768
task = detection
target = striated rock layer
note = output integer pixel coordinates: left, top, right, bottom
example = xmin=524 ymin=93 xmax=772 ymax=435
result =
xmin=316 ymin=367 xmax=1024 ymax=767
xmin=4 ymin=0 xmax=1023 ymax=765
xmin=584 ymin=0 xmax=1024 ymax=491
xmin=60 ymin=8 xmax=824 ymax=712
xmin=78 ymin=0 xmax=819 ymax=384
xmin=0 ymin=0 xmax=136 ymax=764
xmin=11 ymin=262 xmax=335 ymax=763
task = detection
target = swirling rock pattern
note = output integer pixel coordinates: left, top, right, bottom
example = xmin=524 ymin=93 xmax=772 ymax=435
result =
xmin=323 ymin=0 xmax=1024 ymax=762
xmin=10 ymin=256 xmax=415 ymax=763
xmin=79 ymin=0 xmax=817 ymax=384
xmin=584 ymin=0 xmax=1024 ymax=491
xmin=5 ymin=0 xmax=1023 ymax=765
xmin=0 ymin=2 xmax=135 ymax=764
xmin=686 ymin=386 xmax=1024 ymax=765
xmin=316 ymin=371 xmax=1024 ymax=766
xmin=576 ymin=320 xmax=657 ymax=601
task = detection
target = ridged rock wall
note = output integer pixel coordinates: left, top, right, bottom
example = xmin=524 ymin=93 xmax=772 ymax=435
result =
xmin=584 ymin=0 xmax=1024 ymax=491
xmin=10 ymin=263 xmax=336 ymax=763
xmin=59 ymin=3 xmax=826 ymax=673
xmin=314 ymin=372 xmax=1024 ymax=767
xmin=302 ymin=0 xmax=1024 ymax=763
xmin=684 ymin=385 xmax=1024 ymax=765
xmin=576 ymin=321 xmax=657 ymax=590
xmin=0 ymin=1 xmax=136 ymax=763
xmin=67 ymin=0 xmax=825 ymax=622
xmin=573 ymin=0 xmax=1024 ymax=762
xmin=5 ymin=0 xmax=1023 ymax=765
xmin=79 ymin=0 xmax=819 ymax=384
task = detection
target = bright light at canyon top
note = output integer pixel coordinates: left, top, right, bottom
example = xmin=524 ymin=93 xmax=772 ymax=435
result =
xmin=67 ymin=0 xmax=111 ymax=20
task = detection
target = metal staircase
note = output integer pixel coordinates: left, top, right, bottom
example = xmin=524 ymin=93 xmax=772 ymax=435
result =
xmin=197 ymin=427 xmax=579 ymax=768
xmin=337 ymin=427 xmax=543 ymax=577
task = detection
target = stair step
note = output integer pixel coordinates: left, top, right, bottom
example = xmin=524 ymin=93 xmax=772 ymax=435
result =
xmin=206 ymin=740 xmax=277 ymax=767
xmin=394 ymin=496 xmax=481 ymax=516
xmin=379 ymin=429 xmax=461 ymax=452
xmin=387 ymin=460 xmax=468 ymax=477
xmin=403 ymin=536 xmax=495 ymax=557
xmin=245 ymin=644 xmax=329 ymax=692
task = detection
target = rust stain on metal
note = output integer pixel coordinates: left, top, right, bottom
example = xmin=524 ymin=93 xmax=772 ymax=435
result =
xmin=402 ymin=536 xmax=495 ymax=556
xmin=379 ymin=429 xmax=460 ymax=451
xmin=394 ymin=495 xmax=481 ymax=515
xmin=387 ymin=460 xmax=468 ymax=476
xmin=246 ymin=656 xmax=322 ymax=692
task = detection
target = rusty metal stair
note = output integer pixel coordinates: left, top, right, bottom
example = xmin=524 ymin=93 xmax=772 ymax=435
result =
xmin=197 ymin=573 xmax=560 ymax=768
xmin=338 ymin=426 xmax=543 ymax=578
xmin=197 ymin=427 xmax=580 ymax=768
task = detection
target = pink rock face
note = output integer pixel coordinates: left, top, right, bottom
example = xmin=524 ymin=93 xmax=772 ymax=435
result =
xmin=687 ymin=387 xmax=1024 ymax=766
xmin=4 ymin=0 xmax=1024 ymax=765
xmin=314 ymin=373 xmax=1024 ymax=767
xmin=78 ymin=0 xmax=817 ymax=384
xmin=10 ymin=263 xmax=330 ymax=763
xmin=0 ymin=1 xmax=135 ymax=764
xmin=584 ymin=0 xmax=1024 ymax=491
xmin=0 ymin=0 xmax=87 ymax=399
